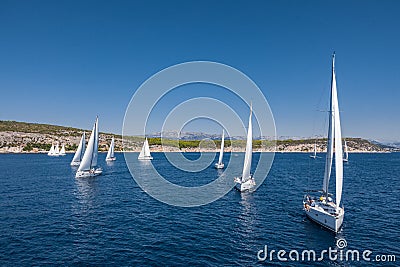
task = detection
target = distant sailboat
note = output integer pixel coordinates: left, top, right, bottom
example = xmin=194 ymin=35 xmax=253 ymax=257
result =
xmin=310 ymin=142 xmax=317 ymax=159
xmin=343 ymin=140 xmax=349 ymax=162
xmin=59 ymin=144 xmax=66 ymax=156
xmin=76 ymin=117 xmax=102 ymax=178
xmin=234 ymin=103 xmax=256 ymax=192
xmin=214 ymin=130 xmax=225 ymax=169
xmin=47 ymin=144 xmax=56 ymax=156
xmin=54 ymin=143 xmax=60 ymax=156
xmin=138 ymin=138 xmax=153 ymax=160
xmin=71 ymin=132 xmax=86 ymax=166
xmin=106 ymin=137 xmax=116 ymax=161
xmin=303 ymin=53 xmax=345 ymax=233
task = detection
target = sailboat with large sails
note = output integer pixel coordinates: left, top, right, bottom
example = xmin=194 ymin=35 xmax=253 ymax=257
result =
xmin=214 ymin=130 xmax=225 ymax=169
xmin=59 ymin=144 xmax=66 ymax=156
xmin=54 ymin=143 xmax=60 ymax=156
xmin=234 ymin=103 xmax=256 ymax=192
xmin=71 ymin=132 xmax=86 ymax=166
xmin=343 ymin=140 xmax=349 ymax=162
xmin=106 ymin=137 xmax=116 ymax=161
xmin=310 ymin=142 xmax=317 ymax=159
xmin=76 ymin=117 xmax=102 ymax=178
xmin=47 ymin=144 xmax=56 ymax=156
xmin=303 ymin=53 xmax=345 ymax=232
xmin=138 ymin=138 xmax=153 ymax=160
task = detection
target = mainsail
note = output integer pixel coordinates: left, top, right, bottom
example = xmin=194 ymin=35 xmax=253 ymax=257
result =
xmin=60 ymin=144 xmax=66 ymax=155
xmin=218 ymin=130 xmax=225 ymax=165
xmin=78 ymin=118 xmax=98 ymax=172
xmin=322 ymin=54 xmax=343 ymax=210
xmin=241 ymin=104 xmax=253 ymax=182
xmin=138 ymin=138 xmax=152 ymax=159
xmin=106 ymin=137 xmax=115 ymax=159
xmin=48 ymin=144 xmax=55 ymax=156
xmin=54 ymin=144 xmax=60 ymax=155
xmin=344 ymin=140 xmax=349 ymax=161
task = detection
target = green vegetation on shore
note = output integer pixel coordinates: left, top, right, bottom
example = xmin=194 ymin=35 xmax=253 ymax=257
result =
xmin=0 ymin=120 xmax=122 ymax=138
xmin=0 ymin=120 xmax=393 ymax=152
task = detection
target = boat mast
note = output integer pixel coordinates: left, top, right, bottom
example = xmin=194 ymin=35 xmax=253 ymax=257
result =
xmin=322 ymin=53 xmax=335 ymax=198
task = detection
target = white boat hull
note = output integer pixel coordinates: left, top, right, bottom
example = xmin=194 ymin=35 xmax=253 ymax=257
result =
xmin=303 ymin=200 xmax=344 ymax=232
xmin=234 ymin=176 xmax=256 ymax=192
xmin=70 ymin=161 xmax=80 ymax=166
xmin=75 ymin=168 xmax=103 ymax=178
xmin=106 ymin=157 xmax=116 ymax=161
xmin=138 ymin=156 xmax=153 ymax=160
xmin=214 ymin=163 xmax=224 ymax=169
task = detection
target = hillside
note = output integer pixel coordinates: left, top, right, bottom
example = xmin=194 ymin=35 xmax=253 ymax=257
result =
xmin=0 ymin=120 xmax=393 ymax=153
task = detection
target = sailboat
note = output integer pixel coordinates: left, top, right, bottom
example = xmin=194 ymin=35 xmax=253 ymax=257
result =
xmin=234 ymin=103 xmax=256 ymax=192
xmin=138 ymin=138 xmax=153 ymax=160
xmin=71 ymin=132 xmax=86 ymax=166
xmin=310 ymin=142 xmax=317 ymax=158
xmin=54 ymin=143 xmax=60 ymax=156
xmin=76 ymin=117 xmax=102 ymax=178
xmin=106 ymin=137 xmax=116 ymax=161
xmin=59 ymin=144 xmax=66 ymax=156
xmin=47 ymin=144 xmax=56 ymax=156
xmin=214 ymin=130 xmax=225 ymax=169
xmin=343 ymin=140 xmax=349 ymax=162
xmin=303 ymin=53 xmax=345 ymax=233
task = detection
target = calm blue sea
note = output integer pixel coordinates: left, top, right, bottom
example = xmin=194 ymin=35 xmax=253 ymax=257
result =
xmin=0 ymin=152 xmax=399 ymax=266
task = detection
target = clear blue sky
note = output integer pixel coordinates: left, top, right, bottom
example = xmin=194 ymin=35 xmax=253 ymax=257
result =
xmin=0 ymin=0 xmax=399 ymax=141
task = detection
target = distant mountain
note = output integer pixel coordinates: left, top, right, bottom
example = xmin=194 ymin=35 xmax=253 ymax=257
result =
xmin=370 ymin=140 xmax=400 ymax=149
xmin=148 ymin=131 xmax=247 ymax=140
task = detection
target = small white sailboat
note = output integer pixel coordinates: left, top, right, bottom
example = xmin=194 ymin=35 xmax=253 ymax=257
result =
xmin=310 ymin=142 xmax=317 ymax=158
xmin=47 ymin=144 xmax=55 ymax=156
xmin=343 ymin=140 xmax=349 ymax=162
xmin=106 ymin=137 xmax=116 ymax=161
xmin=71 ymin=132 xmax=86 ymax=166
xmin=76 ymin=117 xmax=102 ymax=178
xmin=303 ymin=53 xmax=345 ymax=233
xmin=138 ymin=138 xmax=153 ymax=160
xmin=214 ymin=130 xmax=225 ymax=169
xmin=234 ymin=103 xmax=256 ymax=192
xmin=54 ymin=143 xmax=60 ymax=156
xmin=59 ymin=144 xmax=66 ymax=156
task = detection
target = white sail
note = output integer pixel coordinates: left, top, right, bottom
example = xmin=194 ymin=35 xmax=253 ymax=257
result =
xmin=144 ymin=139 xmax=151 ymax=157
xmin=106 ymin=137 xmax=115 ymax=159
xmin=138 ymin=138 xmax=152 ymax=159
xmin=93 ymin=117 xmax=99 ymax=166
xmin=322 ymin=57 xmax=335 ymax=195
xmin=78 ymin=117 xmax=98 ymax=172
xmin=47 ymin=144 xmax=55 ymax=156
xmin=218 ymin=130 xmax=225 ymax=165
xmin=322 ymin=54 xmax=343 ymax=210
xmin=71 ymin=132 xmax=86 ymax=164
xmin=332 ymin=56 xmax=343 ymax=210
xmin=60 ymin=144 xmax=66 ymax=155
xmin=138 ymin=142 xmax=145 ymax=159
xmin=313 ymin=143 xmax=317 ymax=157
xmin=54 ymin=144 xmax=60 ymax=155
xmin=242 ymin=104 xmax=253 ymax=182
